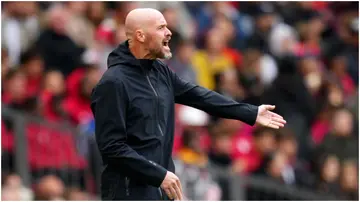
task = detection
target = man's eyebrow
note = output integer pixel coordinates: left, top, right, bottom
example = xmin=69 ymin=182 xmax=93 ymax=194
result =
xmin=157 ymin=24 xmax=167 ymax=29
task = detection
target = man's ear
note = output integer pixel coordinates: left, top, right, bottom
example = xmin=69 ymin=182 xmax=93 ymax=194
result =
xmin=136 ymin=30 xmax=145 ymax=43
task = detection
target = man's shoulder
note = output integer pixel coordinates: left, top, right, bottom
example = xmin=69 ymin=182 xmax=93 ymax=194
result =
xmin=97 ymin=68 xmax=127 ymax=87
xmin=103 ymin=64 xmax=129 ymax=79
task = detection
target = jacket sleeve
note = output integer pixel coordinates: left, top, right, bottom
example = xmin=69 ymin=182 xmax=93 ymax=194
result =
xmin=91 ymin=78 xmax=167 ymax=187
xmin=170 ymin=70 xmax=259 ymax=126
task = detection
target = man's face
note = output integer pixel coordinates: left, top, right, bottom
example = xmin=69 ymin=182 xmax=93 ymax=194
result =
xmin=144 ymin=14 xmax=172 ymax=59
xmin=255 ymin=132 xmax=276 ymax=154
xmin=332 ymin=109 xmax=354 ymax=136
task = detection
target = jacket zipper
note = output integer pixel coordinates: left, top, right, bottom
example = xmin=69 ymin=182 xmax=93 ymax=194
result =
xmin=141 ymin=66 xmax=165 ymax=173
xmin=125 ymin=177 xmax=130 ymax=196
xmin=145 ymin=73 xmax=164 ymax=137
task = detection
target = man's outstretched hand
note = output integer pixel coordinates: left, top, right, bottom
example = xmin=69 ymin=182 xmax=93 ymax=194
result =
xmin=256 ymin=105 xmax=286 ymax=129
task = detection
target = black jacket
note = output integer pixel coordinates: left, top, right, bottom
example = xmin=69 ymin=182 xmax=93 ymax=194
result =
xmin=90 ymin=41 xmax=258 ymax=200
xmin=36 ymin=29 xmax=85 ymax=77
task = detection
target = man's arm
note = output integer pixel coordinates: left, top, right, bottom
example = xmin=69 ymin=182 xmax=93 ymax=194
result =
xmin=170 ymin=70 xmax=258 ymax=126
xmin=91 ymin=78 xmax=167 ymax=187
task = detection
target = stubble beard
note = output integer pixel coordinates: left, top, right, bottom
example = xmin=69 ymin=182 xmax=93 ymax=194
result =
xmin=149 ymin=46 xmax=172 ymax=60
xmin=163 ymin=52 xmax=172 ymax=60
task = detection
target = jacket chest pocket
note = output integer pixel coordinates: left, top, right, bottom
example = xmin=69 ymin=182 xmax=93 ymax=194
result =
xmin=131 ymin=95 xmax=156 ymax=136
xmin=156 ymin=84 xmax=172 ymax=121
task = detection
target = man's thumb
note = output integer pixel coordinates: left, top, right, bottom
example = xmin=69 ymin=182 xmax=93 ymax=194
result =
xmin=264 ymin=105 xmax=275 ymax=110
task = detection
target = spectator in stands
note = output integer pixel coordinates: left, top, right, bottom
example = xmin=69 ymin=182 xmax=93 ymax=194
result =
xmin=173 ymin=104 xmax=210 ymax=156
xmin=261 ymin=56 xmax=317 ymax=160
xmin=339 ymin=160 xmax=358 ymax=200
xmin=61 ymin=66 xmax=95 ymax=125
xmin=316 ymin=108 xmax=357 ymax=162
xmin=208 ymin=133 xmax=233 ymax=168
xmin=248 ymin=4 xmax=284 ymax=87
xmin=195 ymin=2 xmax=252 ymax=50
xmin=212 ymin=14 xmax=243 ymax=69
xmin=2 ymin=2 xmax=40 ymax=67
xmin=210 ymin=117 xmax=243 ymax=140
xmin=167 ymin=39 xmax=197 ymax=84
xmin=1 ymin=174 xmax=33 ymax=201
xmin=207 ymin=132 xmax=234 ymax=200
xmin=276 ymin=129 xmax=315 ymax=188
xmin=36 ymin=5 xmax=84 ymax=77
xmin=19 ymin=47 xmax=44 ymax=98
xmin=266 ymin=152 xmax=288 ymax=182
xmin=86 ymin=2 xmax=106 ymax=27
xmin=277 ymin=130 xmax=298 ymax=165
xmin=247 ymin=152 xmax=289 ymax=200
xmin=310 ymin=77 xmax=349 ymax=145
xmin=238 ymin=47 xmax=265 ymax=105
xmin=34 ymin=175 xmax=65 ymax=200
xmin=295 ymin=9 xmax=324 ymax=57
xmin=41 ymin=70 xmax=68 ymax=122
xmin=316 ymin=155 xmax=342 ymax=196
xmin=325 ymin=82 xmax=345 ymax=108
xmin=2 ymin=69 xmax=27 ymax=106
xmin=310 ymin=104 xmax=335 ymax=146
xmin=174 ymin=127 xmax=221 ymax=201
xmin=63 ymin=65 xmax=101 ymax=125
xmin=329 ymin=53 xmax=356 ymax=99
xmin=64 ymin=2 xmax=95 ymax=49
xmin=323 ymin=3 xmax=359 ymax=85
xmin=175 ymin=127 xmax=208 ymax=168
xmin=269 ymin=21 xmax=298 ymax=58
xmin=215 ymin=69 xmax=245 ymax=102
xmin=299 ymin=56 xmax=324 ymax=97
xmin=42 ymin=70 xmax=66 ymax=96
xmin=246 ymin=2 xmax=277 ymax=54
xmin=232 ymin=126 xmax=277 ymax=174
xmin=192 ymin=27 xmax=235 ymax=90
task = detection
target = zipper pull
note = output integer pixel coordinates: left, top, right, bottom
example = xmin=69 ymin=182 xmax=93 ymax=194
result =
xmin=125 ymin=177 xmax=130 ymax=196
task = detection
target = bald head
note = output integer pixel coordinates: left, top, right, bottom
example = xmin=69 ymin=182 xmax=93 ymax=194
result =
xmin=124 ymin=8 xmax=172 ymax=59
xmin=125 ymin=8 xmax=163 ymax=40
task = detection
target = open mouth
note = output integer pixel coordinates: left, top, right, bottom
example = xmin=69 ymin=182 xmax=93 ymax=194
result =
xmin=162 ymin=41 xmax=169 ymax=47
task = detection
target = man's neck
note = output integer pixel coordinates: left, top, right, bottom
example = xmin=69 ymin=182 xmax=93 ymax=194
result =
xmin=128 ymin=40 xmax=154 ymax=60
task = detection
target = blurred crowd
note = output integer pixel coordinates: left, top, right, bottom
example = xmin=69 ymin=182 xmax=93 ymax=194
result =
xmin=1 ymin=1 xmax=359 ymax=201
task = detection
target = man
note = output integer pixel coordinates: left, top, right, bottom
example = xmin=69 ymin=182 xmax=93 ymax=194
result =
xmin=91 ymin=8 xmax=286 ymax=201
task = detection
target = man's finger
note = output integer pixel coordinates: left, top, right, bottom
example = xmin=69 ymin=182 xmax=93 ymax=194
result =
xmin=170 ymin=186 xmax=179 ymax=200
xmin=176 ymin=180 xmax=183 ymax=199
xmin=270 ymin=111 xmax=283 ymax=119
xmin=269 ymin=119 xmax=284 ymax=128
xmin=272 ymin=117 xmax=286 ymax=125
xmin=268 ymin=123 xmax=280 ymax=129
xmin=173 ymin=184 xmax=182 ymax=201
xmin=165 ymin=188 xmax=173 ymax=200
xmin=264 ymin=105 xmax=275 ymax=110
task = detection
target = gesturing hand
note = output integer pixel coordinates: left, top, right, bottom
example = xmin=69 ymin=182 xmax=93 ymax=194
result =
xmin=160 ymin=171 xmax=183 ymax=201
xmin=256 ymin=105 xmax=286 ymax=129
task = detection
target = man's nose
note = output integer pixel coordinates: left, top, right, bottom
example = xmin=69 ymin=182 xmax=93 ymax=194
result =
xmin=165 ymin=27 xmax=172 ymax=37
